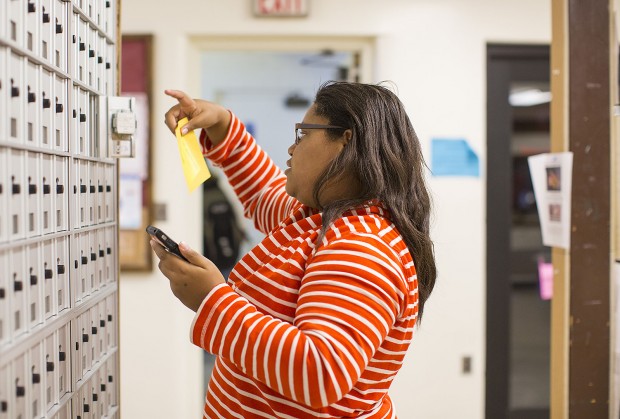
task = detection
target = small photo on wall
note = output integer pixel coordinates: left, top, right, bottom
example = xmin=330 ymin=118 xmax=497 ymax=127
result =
xmin=546 ymin=166 xmax=561 ymax=191
xmin=548 ymin=203 xmax=561 ymax=222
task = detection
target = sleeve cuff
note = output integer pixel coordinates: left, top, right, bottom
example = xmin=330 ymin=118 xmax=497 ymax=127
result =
xmin=189 ymin=282 xmax=235 ymax=349
xmin=200 ymin=110 xmax=239 ymax=164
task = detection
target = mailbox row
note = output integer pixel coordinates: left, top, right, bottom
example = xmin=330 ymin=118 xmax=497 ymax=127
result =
xmin=1 ymin=0 xmax=117 ymax=75
xmin=0 ymin=227 xmax=116 ymax=348
xmin=0 ymin=316 xmax=118 ymax=419
xmin=0 ymin=149 xmax=116 ymax=243
xmin=1 ymin=47 xmax=116 ymax=155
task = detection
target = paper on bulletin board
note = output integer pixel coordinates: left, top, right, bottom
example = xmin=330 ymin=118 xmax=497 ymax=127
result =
xmin=527 ymin=152 xmax=573 ymax=249
xmin=120 ymin=92 xmax=149 ymax=178
xmin=431 ymin=138 xmax=480 ymax=177
xmin=119 ymin=175 xmax=143 ymax=229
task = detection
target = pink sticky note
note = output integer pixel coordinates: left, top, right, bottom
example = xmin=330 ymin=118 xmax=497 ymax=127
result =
xmin=538 ymin=259 xmax=553 ymax=300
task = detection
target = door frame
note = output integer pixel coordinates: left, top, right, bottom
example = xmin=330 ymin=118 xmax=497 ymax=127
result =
xmin=186 ymin=35 xmax=375 ymax=94
xmin=486 ymin=43 xmax=550 ymax=419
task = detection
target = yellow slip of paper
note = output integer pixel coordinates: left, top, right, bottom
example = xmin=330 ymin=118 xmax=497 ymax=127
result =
xmin=175 ymin=117 xmax=211 ymax=192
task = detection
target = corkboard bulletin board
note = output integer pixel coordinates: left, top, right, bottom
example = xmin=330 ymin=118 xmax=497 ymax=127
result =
xmin=119 ymin=35 xmax=153 ymax=271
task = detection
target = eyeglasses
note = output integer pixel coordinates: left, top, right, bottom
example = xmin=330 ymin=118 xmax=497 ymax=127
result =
xmin=294 ymin=123 xmax=347 ymax=145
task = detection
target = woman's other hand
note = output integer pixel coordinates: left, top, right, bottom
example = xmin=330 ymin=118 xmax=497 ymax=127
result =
xmin=150 ymin=239 xmax=226 ymax=312
xmin=164 ymin=89 xmax=231 ymax=146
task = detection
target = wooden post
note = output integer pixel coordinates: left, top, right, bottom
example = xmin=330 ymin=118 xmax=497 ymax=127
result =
xmin=551 ymin=0 xmax=612 ymax=418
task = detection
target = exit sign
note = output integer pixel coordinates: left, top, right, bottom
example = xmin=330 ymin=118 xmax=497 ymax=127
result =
xmin=253 ymin=0 xmax=309 ymax=17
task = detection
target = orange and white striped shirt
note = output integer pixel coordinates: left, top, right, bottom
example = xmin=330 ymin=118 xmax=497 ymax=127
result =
xmin=192 ymin=114 xmax=419 ymax=418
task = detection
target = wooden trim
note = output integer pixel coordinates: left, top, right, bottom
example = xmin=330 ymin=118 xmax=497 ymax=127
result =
xmin=567 ymin=0 xmax=612 ymax=417
xmin=550 ymin=0 xmax=570 ymax=418
xmin=118 ymin=34 xmax=154 ymax=271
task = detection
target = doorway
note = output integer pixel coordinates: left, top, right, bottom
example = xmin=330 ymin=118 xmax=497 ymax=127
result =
xmin=191 ymin=38 xmax=373 ymax=390
xmin=200 ymin=49 xmax=359 ymax=251
xmin=486 ymin=44 xmax=551 ymax=419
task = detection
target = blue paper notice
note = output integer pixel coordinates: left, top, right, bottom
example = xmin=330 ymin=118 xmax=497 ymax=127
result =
xmin=431 ymin=138 xmax=480 ymax=177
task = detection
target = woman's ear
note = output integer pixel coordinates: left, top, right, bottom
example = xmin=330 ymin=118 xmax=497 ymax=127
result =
xmin=341 ymin=129 xmax=353 ymax=146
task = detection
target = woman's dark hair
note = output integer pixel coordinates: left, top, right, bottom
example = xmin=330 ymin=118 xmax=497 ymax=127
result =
xmin=312 ymin=81 xmax=436 ymax=319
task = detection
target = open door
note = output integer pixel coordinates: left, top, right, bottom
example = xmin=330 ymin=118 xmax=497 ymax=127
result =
xmin=486 ymin=44 xmax=551 ymax=419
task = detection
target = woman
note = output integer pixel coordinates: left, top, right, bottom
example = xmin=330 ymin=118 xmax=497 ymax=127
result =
xmin=153 ymin=81 xmax=436 ymax=418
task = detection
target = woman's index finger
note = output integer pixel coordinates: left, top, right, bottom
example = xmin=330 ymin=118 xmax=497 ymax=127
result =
xmin=165 ymin=89 xmax=196 ymax=110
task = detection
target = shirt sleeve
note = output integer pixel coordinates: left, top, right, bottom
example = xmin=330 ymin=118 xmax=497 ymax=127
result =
xmin=199 ymin=112 xmax=298 ymax=234
xmin=189 ymin=227 xmax=410 ymax=409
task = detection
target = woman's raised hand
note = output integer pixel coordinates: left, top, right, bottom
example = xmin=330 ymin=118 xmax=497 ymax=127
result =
xmin=164 ymin=89 xmax=231 ymax=146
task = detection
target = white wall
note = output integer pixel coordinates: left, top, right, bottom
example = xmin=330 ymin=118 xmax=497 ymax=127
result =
xmin=120 ymin=1 xmax=550 ymax=418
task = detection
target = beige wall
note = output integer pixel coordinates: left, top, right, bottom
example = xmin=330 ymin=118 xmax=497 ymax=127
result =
xmin=120 ymin=1 xmax=550 ymax=418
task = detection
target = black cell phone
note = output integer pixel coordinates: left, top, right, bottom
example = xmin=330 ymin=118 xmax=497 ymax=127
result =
xmin=146 ymin=225 xmax=189 ymax=262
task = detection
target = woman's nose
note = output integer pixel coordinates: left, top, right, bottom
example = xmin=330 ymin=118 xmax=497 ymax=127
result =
xmin=287 ymin=144 xmax=295 ymax=156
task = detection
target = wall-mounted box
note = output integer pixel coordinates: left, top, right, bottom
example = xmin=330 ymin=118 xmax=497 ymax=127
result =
xmin=26 ymin=242 xmax=43 ymax=330
xmin=54 ymin=156 xmax=68 ymax=232
xmin=95 ymin=228 xmax=105 ymax=289
xmin=104 ymin=163 xmax=114 ymax=222
xmin=88 ymin=26 xmax=97 ymax=90
xmin=0 ymin=250 xmax=9 ymax=346
xmin=0 ymin=47 xmax=6 ymax=142
xmin=74 ymin=89 xmax=89 ymax=156
xmin=95 ymin=163 xmax=104 ymax=224
xmin=26 ymin=151 xmax=40 ymax=237
xmin=69 ymin=11 xmax=79 ymax=79
xmin=0 ymin=0 xmax=6 ymax=40
xmin=9 ymin=246 xmax=26 ymax=339
xmin=78 ymin=16 xmax=88 ymax=85
xmin=55 ymin=235 xmax=69 ymax=313
xmin=8 ymin=149 xmax=25 ymax=241
xmin=87 ymin=0 xmax=96 ymax=22
xmin=13 ymin=353 xmax=28 ymax=418
xmin=53 ymin=0 xmax=68 ymax=72
xmin=25 ymin=60 xmax=40 ymax=147
xmin=7 ymin=0 xmax=25 ymax=47
xmin=69 ymin=388 xmax=82 ymax=419
xmin=96 ymin=298 xmax=107 ymax=356
xmin=40 ymin=67 xmax=54 ymax=149
xmin=0 ymin=364 xmax=9 ymax=419
xmin=71 ymin=232 xmax=88 ymax=303
xmin=73 ymin=310 xmax=91 ymax=381
xmin=0 ymin=147 xmax=7 ymax=243
xmin=70 ymin=158 xmax=81 ymax=230
xmin=89 ymin=230 xmax=99 ymax=295
xmin=91 ymin=368 xmax=104 ymax=418
xmin=105 ymin=293 xmax=116 ymax=350
xmin=105 ymin=354 xmax=117 ymax=409
xmin=42 ymin=239 xmax=55 ymax=319
xmin=104 ymin=226 xmax=114 ymax=283
xmin=88 ymin=161 xmax=97 ymax=225
xmin=44 ymin=331 xmax=58 ymax=412
xmin=41 ymin=153 xmax=54 ymax=234
xmin=57 ymin=322 xmax=71 ymax=398
xmin=40 ymin=0 xmax=53 ymax=64
xmin=83 ymin=232 xmax=94 ymax=298
xmin=96 ymin=33 xmax=106 ymax=94
xmin=104 ymin=0 xmax=114 ymax=38
xmin=28 ymin=341 xmax=44 ymax=418
xmin=89 ymin=303 xmax=100 ymax=365
xmin=25 ymin=0 xmax=40 ymax=55
xmin=53 ymin=74 xmax=67 ymax=152
xmin=105 ymin=41 xmax=115 ymax=96
xmin=78 ymin=159 xmax=89 ymax=227
xmin=8 ymin=52 xmax=24 ymax=144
